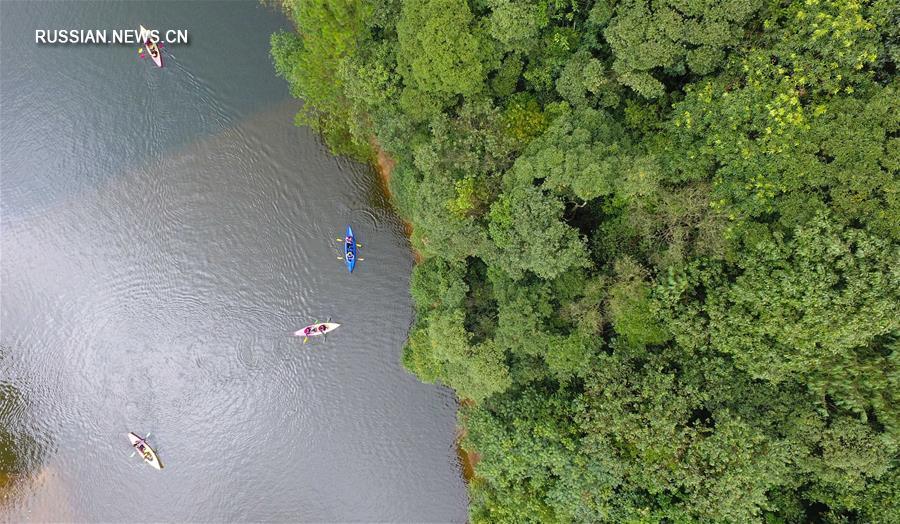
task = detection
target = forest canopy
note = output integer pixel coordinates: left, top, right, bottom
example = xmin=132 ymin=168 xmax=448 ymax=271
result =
xmin=273 ymin=0 xmax=899 ymax=521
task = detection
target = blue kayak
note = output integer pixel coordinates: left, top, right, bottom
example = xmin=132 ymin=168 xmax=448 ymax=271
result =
xmin=344 ymin=225 xmax=357 ymax=273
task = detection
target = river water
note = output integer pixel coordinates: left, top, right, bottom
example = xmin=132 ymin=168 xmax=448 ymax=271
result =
xmin=0 ymin=1 xmax=466 ymax=521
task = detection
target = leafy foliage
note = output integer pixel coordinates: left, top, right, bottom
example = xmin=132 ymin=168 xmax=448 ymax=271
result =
xmin=396 ymin=0 xmax=496 ymax=118
xmin=487 ymin=185 xmax=588 ymax=279
xmin=271 ymin=0 xmax=372 ymax=157
xmin=274 ymin=0 xmax=899 ymax=519
xmin=604 ymin=0 xmax=762 ymax=97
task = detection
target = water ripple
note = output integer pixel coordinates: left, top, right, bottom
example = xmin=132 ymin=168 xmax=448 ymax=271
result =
xmin=1 ymin=2 xmax=466 ymax=520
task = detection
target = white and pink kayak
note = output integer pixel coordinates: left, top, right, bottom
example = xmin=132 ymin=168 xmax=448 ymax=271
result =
xmin=293 ymin=322 xmax=340 ymax=338
xmin=139 ymin=25 xmax=163 ymax=68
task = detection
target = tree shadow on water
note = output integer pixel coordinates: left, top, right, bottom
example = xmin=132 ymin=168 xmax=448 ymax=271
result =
xmin=0 ymin=345 xmax=52 ymax=508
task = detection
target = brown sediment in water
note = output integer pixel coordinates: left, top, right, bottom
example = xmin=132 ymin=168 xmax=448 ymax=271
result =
xmin=0 ymin=473 xmax=16 ymax=505
xmin=455 ymin=426 xmax=481 ymax=483
xmin=0 ymin=465 xmax=73 ymax=519
xmin=370 ymin=140 xmax=422 ymax=264
xmin=455 ymin=398 xmax=481 ymax=483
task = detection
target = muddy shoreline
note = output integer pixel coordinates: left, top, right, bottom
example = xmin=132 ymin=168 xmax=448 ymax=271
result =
xmin=370 ymin=142 xmax=480 ymax=484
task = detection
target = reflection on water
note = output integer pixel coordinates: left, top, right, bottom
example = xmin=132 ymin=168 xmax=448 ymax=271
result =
xmin=0 ymin=346 xmax=54 ymax=509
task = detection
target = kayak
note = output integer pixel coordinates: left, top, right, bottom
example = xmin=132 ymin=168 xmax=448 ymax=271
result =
xmin=293 ymin=322 xmax=340 ymax=338
xmin=128 ymin=432 xmax=163 ymax=470
xmin=139 ymin=25 xmax=163 ymax=68
xmin=344 ymin=225 xmax=357 ymax=273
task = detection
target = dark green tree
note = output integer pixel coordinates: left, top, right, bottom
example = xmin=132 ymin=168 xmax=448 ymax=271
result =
xmin=273 ymin=0 xmax=900 ymax=519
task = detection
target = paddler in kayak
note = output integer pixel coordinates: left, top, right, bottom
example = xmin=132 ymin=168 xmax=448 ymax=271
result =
xmin=133 ymin=438 xmax=152 ymax=460
xmin=302 ymin=324 xmax=329 ymax=335
xmin=138 ymin=25 xmax=163 ymax=68
xmin=344 ymin=237 xmax=355 ymax=260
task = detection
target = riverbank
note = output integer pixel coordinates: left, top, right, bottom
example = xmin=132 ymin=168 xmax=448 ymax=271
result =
xmin=455 ymin=400 xmax=481 ymax=483
xmin=370 ymin=141 xmax=421 ymax=264
xmin=370 ymin=140 xmax=479 ymax=485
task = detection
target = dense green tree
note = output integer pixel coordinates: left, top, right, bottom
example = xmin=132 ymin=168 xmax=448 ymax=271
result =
xmin=506 ymin=107 xmax=632 ymax=200
xmin=396 ymin=0 xmax=497 ymax=118
xmin=604 ymin=0 xmax=762 ymax=97
xmin=415 ymin=98 xmax=519 ymax=180
xmin=271 ymin=0 xmax=372 ymax=156
xmin=556 ymin=50 xmax=621 ymax=109
xmin=607 ymin=257 xmax=669 ymax=348
xmin=578 ymin=358 xmax=788 ymax=522
xmin=403 ymin=308 xmax=511 ymax=402
xmin=407 ymin=175 xmax=492 ymax=260
xmin=274 ymin=0 xmax=899 ymax=520
xmin=464 ymin=389 xmax=602 ymax=523
xmin=707 ymin=214 xmax=899 ymax=427
xmin=488 ymin=185 xmax=588 ymax=279
xmin=486 ymin=0 xmax=543 ymax=54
